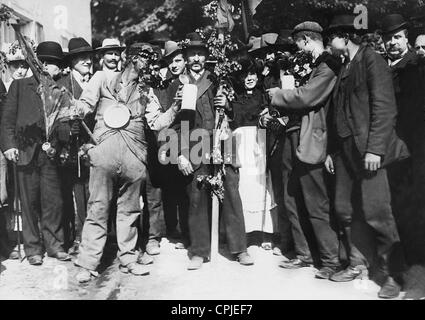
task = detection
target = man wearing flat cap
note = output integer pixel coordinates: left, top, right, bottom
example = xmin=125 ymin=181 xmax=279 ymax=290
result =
xmin=380 ymin=13 xmax=425 ymax=298
xmin=55 ymin=37 xmax=95 ymax=254
xmin=266 ymin=21 xmax=341 ymax=279
xmin=325 ymin=14 xmax=409 ymax=299
xmin=1 ymin=41 xmax=71 ymax=265
xmin=73 ymin=42 xmax=179 ymax=282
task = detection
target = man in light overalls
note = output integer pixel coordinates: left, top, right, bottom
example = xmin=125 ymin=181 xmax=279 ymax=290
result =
xmin=74 ymin=43 xmax=179 ymax=282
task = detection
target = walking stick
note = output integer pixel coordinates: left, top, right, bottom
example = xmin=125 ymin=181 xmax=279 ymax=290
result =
xmin=12 ymin=163 xmax=23 ymax=262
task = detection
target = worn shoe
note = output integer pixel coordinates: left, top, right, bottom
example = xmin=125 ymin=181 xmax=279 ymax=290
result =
xmin=28 ymin=255 xmax=43 ymax=266
xmin=272 ymin=247 xmax=283 ymax=256
xmin=330 ymin=265 xmax=368 ymax=282
xmin=261 ymin=242 xmax=272 ymax=250
xmin=315 ymin=266 xmax=339 ymax=280
xmin=279 ymin=258 xmax=312 ymax=269
xmin=175 ymin=242 xmax=187 ymax=250
xmin=76 ymin=267 xmax=98 ymax=283
xmin=68 ymin=241 xmax=80 ymax=255
xmin=120 ymin=262 xmax=150 ymax=276
xmin=146 ymin=239 xmax=160 ymax=256
xmin=187 ymin=256 xmax=204 ymax=270
xmin=137 ymin=252 xmax=154 ymax=265
xmin=237 ymin=252 xmax=254 ymax=266
xmin=8 ymin=247 xmax=20 ymax=260
xmin=378 ymin=277 xmax=401 ymax=299
xmin=51 ymin=252 xmax=72 ymax=262
xmin=403 ymin=287 xmax=425 ymax=300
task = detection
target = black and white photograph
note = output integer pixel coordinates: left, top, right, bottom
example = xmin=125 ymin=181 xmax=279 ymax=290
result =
xmin=0 ymin=0 xmax=424 ymax=304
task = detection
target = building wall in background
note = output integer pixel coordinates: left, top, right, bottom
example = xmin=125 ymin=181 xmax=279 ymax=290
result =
xmin=0 ymin=0 xmax=92 ymax=49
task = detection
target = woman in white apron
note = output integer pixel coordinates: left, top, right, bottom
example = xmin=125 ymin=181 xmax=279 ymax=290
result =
xmin=230 ymin=58 xmax=278 ymax=250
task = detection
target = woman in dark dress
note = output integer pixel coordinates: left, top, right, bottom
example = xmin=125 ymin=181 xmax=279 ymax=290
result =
xmin=230 ymin=59 xmax=278 ymax=251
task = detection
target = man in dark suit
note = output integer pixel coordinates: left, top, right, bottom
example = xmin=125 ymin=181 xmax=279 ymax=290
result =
xmin=325 ymin=15 xmax=409 ymax=299
xmin=266 ymin=21 xmax=341 ymax=279
xmin=0 ymin=41 xmax=71 ymax=265
xmin=56 ymin=37 xmax=94 ymax=254
xmin=155 ymin=41 xmax=190 ymax=250
xmin=381 ymin=13 xmax=425 ymax=300
xmin=170 ymin=33 xmax=253 ymax=270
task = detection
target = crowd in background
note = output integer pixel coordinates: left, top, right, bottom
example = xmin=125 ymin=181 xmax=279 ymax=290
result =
xmin=0 ymin=11 xmax=425 ymax=300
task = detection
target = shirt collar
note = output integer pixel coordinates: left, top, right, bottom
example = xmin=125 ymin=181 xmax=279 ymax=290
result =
xmin=388 ymin=48 xmax=409 ymax=67
xmin=72 ymin=69 xmax=90 ymax=86
xmin=190 ymin=69 xmax=205 ymax=81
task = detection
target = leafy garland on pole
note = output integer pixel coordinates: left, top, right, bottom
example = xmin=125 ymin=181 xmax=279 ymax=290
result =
xmin=183 ymin=0 xmax=243 ymax=202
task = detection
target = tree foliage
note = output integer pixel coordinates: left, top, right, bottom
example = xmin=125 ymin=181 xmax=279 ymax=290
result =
xmin=91 ymin=0 xmax=425 ymax=46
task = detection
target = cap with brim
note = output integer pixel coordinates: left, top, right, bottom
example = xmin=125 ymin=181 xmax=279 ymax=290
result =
xmin=163 ymin=41 xmax=183 ymax=60
xmin=265 ymin=29 xmax=297 ymax=53
xmin=64 ymin=37 xmax=94 ymax=63
xmin=292 ymin=21 xmax=323 ymax=38
xmin=248 ymin=34 xmax=277 ymax=57
xmin=324 ymin=15 xmax=367 ymax=36
xmin=126 ymin=43 xmax=154 ymax=57
xmin=183 ymin=32 xmax=208 ymax=50
xmin=2 ymin=42 xmax=26 ymax=62
xmin=6 ymin=50 xmax=25 ymax=62
xmin=150 ymin=31 xmax=171 ymax=46
xmin=228 ymin=40 xmax=253 ymax=59
xmin=96 ymin=38 xmax=126 ymax=53
xmin=37 ymin=41 xmax=64 ymax=63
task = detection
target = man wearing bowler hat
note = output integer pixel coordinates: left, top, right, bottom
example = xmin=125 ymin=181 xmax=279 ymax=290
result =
xmin=325 ymin=14 xmax=409 ymax=298
xmin=0 ymin=41 xmax=71 ymax=265
xmin=381 ymin=14 xmax=425 ymax=299
xmin=56 ymin=37 xmax=95 ymax=254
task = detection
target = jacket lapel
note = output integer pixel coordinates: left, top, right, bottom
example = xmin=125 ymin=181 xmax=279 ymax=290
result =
xmin=190 ymin=70 xmax=213 ymax=100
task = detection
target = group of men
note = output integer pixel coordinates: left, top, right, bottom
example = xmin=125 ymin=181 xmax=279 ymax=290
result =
xmin=0 ymin=11 xmax=424 ymax=300
xmin=261 ymin=13 xmax=425 ymax=299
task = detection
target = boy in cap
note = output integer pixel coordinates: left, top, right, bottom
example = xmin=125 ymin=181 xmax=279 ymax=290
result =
xmin=266 ymin=21 xmax=341 ymax=279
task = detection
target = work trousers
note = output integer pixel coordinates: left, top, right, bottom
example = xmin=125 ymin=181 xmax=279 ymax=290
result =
xmin=76 ymin=134 xmax=146 ymax=270
xmin=283 ymin=131 xmax=340 ymax=267
xmin=334 ymin=137 xmax=400 ymax=273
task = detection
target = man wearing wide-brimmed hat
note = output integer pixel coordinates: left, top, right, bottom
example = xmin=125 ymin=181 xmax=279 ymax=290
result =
xmin=96 ymin=38 xmax=126 ymax=80
xmin=169 ymin=32 xmax=254 ymax=270
xmin=0 ymin=41 xmax=71 ymax=266
xmin=266 ymin=21 xmax=341 ymax=279
xmin=153 ymin=40 xmax=191 ymax=250
xmin=325 ymin=14 xmax=409 ymax=298
xmin=55 ymin=37 xmax=95 ymax=255
xmin=73 ymin=42 xmax=179 ymax=282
